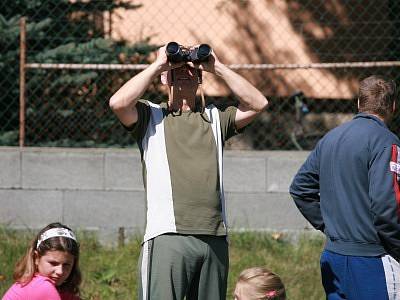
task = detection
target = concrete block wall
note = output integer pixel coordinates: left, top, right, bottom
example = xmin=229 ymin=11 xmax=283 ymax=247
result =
xmin=0 ymin=147 xmax=314 ymax=243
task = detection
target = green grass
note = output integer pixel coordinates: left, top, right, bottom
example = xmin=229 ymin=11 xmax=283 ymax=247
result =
xmin=0 ymin=228 xmax=325 ymax=299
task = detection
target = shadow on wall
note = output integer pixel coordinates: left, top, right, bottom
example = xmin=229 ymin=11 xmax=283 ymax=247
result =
xmin=204 ymin=0 xmax=397 ymax=99
xmin=205 ymin=0 xmax=397 ymax=150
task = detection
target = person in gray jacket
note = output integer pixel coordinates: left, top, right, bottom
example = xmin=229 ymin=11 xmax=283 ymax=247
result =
xmin=290 ymin=75 xmax=400 ymax=300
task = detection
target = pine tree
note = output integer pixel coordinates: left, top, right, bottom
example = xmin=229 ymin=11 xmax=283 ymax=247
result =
xmin=0 ymin=0 xmax=157 ymax=146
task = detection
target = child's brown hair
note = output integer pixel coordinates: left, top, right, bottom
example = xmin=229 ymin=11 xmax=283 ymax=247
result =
xmin=13 ymin=222 xmax=81 ymax=295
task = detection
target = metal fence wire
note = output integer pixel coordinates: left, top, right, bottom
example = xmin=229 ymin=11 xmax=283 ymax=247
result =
xmin=1 ymin=0 xmax=399 ymax=150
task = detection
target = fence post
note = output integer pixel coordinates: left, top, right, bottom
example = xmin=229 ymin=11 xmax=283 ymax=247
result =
xmin=19 ymin=17 xmax=26 ymax=147
xmin=118 ymin=227 xmax=125 ymax=247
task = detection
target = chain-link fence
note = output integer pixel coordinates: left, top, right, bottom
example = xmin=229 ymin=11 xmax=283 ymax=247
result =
xmin=1 ymin=0 xmax=399 ymax=150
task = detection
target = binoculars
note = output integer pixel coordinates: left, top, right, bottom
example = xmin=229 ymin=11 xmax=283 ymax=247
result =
xmin=166 ymin=42 xmax=212 ymax=63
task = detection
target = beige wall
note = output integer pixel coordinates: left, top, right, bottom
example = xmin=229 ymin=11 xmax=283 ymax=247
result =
xmin=110 ymin=0 xmax=391 ymax=99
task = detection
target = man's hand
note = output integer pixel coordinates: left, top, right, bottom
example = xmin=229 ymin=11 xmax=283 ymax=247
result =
xmin=109 ymin=45 xmax=184 ymax=127
xmin=188 ymin=45 xmax=268 ymax=129
xmin=157 ymin=45 xmax=186 ymax=73
xmin=186 ymin=46 xmax=221 ymax=74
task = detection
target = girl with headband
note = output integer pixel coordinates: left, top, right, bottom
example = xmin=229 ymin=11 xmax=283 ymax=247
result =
xmin=2 ymin=222 xmax=81 ymax=300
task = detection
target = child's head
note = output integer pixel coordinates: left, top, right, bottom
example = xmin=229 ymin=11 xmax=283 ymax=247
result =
xmin=234 ymin=267 xmax=286 ymax=300
xmin=13 ymin=222 xmax=81 ymax=294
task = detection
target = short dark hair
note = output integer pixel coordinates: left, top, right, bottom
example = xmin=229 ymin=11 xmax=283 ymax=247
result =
xmin=358 ymin=75 xmax=397 ymax=120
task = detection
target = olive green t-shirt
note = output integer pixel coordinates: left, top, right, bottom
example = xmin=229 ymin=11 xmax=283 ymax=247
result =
xmin=131 ymin=100 xmax=237 ymax=241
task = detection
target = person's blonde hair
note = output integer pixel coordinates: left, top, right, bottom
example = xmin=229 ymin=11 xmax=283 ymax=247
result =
xmin=13 ymin=222 xmax=81 ymax=296
xmin=236 ymin=267 xmax=286 ymax=300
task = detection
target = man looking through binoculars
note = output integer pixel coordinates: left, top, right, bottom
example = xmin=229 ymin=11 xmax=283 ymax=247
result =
xmin=109 ymin=43 xmax=268 ymax=300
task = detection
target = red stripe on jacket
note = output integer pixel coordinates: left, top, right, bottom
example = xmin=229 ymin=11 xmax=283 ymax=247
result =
xmin=391 ymin=144 xmax=400 ymax=218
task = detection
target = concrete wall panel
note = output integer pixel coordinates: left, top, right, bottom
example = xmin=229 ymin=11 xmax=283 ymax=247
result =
xmin=0 ymin=147 xmax=313 ymax=243
xmin=63 ymin=190 xmax=145 ymax=230
xmin=226 ymin=192 xmax=309 ymax=230
xmin=0 ymin=149 xmax=21 ymax=188
xmin=104 ymin=152 xmax=143 ymax=191
xmin=0 ymin=189 xmax=63 ymax=227
xmin=22 ymin=150 xmax=104 ymax=190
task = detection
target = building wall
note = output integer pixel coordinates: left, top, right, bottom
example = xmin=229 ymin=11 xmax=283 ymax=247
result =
xmin=0 ymin=147 xmax=314 ymax=244
xmin=110 ymin=0 xmax=392 ymax=98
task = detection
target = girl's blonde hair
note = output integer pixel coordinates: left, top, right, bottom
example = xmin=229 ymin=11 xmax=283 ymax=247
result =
xmin=13 ymin=222 xmax=81 ymax=295
xmin=236 ymin=267 xmax=286 ymax=300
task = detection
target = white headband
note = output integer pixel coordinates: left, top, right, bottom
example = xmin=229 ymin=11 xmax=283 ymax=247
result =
xmin=37 ymin=228 xmax=77 ymax=249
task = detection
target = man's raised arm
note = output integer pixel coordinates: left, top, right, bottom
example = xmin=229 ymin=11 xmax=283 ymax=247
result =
xmin=214 ymin=62 xmax=268 ymax=129
xmin=191 ymin=51 xmax=268 ymax=129
xmin=109 ymin=46 xmax=175 ymax=127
